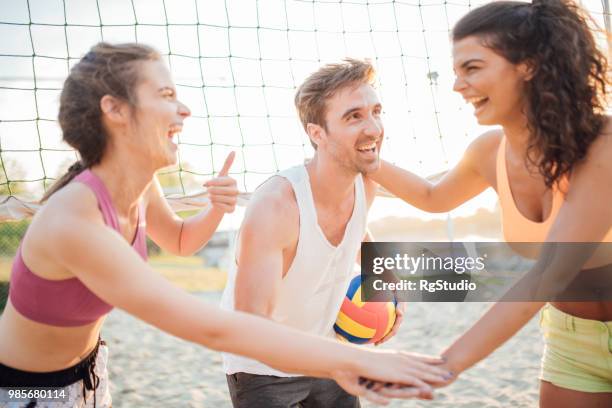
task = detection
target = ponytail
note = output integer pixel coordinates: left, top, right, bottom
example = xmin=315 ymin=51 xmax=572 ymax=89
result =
xmin=40 ymin=160 xmax=86 ymax=203
xmin=39 ymin=42 xmax=160 ymax=204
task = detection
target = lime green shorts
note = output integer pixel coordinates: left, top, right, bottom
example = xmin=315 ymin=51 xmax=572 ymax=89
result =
xmin=539 ymin=303 xmax=612 ymax=393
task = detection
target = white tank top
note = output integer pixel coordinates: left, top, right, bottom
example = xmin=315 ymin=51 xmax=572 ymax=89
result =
xmin=220 ymin=165 xmax=368 ymax=376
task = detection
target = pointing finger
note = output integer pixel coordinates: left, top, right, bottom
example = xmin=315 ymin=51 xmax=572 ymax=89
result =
xmin=219 ymin=151 xmax=236 ymax=177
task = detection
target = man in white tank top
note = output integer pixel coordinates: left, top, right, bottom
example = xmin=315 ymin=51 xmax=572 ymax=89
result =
xmin=220 ymin=59 xmax=405 ymax=407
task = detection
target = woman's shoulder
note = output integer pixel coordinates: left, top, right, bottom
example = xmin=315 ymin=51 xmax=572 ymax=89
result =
xmin=569 ymin=116 xmax=612 ymax=186
xmin=29 ymin=181 xmax=103 ymax=240
xmin=584 ymin=116 xmax=612 ymax=163
xmin=468 ymin=128 xmax=504 ymax=154
xmin=20 ymin=180 xmax=105 ymax=274
xmin=597 ymin=115 xmax=612 ymax=145
xmin=463 ymin=128 xmax=504 ymax=174
xmin=45 ymin=181 xmax=100 ymax=217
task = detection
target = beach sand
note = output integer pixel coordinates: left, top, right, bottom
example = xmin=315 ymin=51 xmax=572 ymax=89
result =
xmin=102 ymin=292 xmax=541 ymax=407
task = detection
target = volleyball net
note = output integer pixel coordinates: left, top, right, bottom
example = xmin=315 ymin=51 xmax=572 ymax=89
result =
xmin=0 ymin=0 xmax=610 ymax=222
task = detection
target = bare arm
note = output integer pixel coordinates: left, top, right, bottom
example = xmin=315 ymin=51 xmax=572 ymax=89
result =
xmin=441 ymin=130 xmax=612 ymax=377
xmin=233 ymin=178 xmax=294 ymax=316
xmin=146 ymin=152 xmax=238 ymax=256
xmin=41 ymin=186 xmax=448 ymax=403
xmin=369 ymin=131 xmax=499 ymax=213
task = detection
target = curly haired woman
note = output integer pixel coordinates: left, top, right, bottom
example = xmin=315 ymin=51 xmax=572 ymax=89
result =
xmin=370 ymin=0 xmax=612 ymax=406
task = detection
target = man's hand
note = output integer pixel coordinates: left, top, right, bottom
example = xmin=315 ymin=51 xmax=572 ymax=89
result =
xmin=339 ymin=351 xmax=454 ymax=403
xmin=332 ymin=350 xmax=451 ymax=404
xmin=375 ymin=301 xmax=407 ymax=346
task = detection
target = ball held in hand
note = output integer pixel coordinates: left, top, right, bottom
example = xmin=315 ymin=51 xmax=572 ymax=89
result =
xmin=333 ymin=275 xmax=397 ymax=344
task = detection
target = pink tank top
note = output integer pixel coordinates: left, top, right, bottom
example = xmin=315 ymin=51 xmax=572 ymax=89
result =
xmin=8 ymin=169 xmax=148 ymax=327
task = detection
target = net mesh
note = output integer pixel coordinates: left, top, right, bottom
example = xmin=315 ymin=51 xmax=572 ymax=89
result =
xmin=0 ymin=0 xmax=609 ymax=221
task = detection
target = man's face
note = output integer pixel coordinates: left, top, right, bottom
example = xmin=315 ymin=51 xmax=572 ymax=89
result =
xmin=316 ymin=83 xmax=383 ymax=175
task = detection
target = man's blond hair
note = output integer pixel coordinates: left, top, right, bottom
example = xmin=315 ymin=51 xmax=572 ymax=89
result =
xmin=294 ymin=58 xmax=376 ymax=149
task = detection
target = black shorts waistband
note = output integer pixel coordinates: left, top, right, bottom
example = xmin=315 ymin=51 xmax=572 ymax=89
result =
xmin=0 ymin=338 xmax=105 ymax=388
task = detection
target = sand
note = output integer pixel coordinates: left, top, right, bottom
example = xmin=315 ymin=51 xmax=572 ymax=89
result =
xmin=102 ymin=292 xmax=541 ymax=407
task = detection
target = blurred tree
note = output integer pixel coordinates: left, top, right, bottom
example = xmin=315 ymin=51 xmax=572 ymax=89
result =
xmin=157 ymin=168 xmax=202 ymax=194
xmin=0 ymin=282 xmax=8 ymax=312
xmin=0 ymin=157 xmax=26 ymax=196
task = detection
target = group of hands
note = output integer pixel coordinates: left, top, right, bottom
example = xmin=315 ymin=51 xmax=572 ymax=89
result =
xmin=345 ymin=302 xmax=458 ymax=405
xmin=203 ymin=154 xmax=458 ymax=404
xmin=339 ymin=347 xmax=457 ymax=406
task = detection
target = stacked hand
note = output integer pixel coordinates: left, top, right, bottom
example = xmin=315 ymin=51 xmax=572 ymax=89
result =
xmin=333 ymin=349 xmax=455 ymax=405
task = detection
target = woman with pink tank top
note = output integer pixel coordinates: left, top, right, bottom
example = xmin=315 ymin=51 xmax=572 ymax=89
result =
xmin=0 ymin=43 xmax=449 ymax=407
xmin=370 ymin=0 xmax=611 ymax=406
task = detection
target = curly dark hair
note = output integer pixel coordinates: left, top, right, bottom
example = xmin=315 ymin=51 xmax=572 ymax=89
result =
xmin=453 ymin=0 xmax=609 ymax=188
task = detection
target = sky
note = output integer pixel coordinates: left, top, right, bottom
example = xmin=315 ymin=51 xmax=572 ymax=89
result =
xmin=0 ymin=0 xmax=609 ymax=229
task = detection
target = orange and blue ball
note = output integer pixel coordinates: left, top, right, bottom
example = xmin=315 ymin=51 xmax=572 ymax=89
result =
xmin=333 ymin=275 xmax=397 ymax=344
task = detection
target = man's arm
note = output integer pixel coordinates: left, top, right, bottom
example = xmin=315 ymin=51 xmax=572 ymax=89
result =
xmin=233 ymin=177 xmax=298 ymax=317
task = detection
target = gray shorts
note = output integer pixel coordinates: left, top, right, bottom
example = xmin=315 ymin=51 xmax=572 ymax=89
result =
xmin=226 ymin=373 xmax=360 ymax=408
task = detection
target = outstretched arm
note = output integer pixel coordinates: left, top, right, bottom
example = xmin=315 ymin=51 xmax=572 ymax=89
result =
xmin=440 ymin=130 xmax=612 ymax=380
xmin=441 ymin=301 xmax=544 ymax=378
xmin=44 ymin=187 xmax=449 ymax=404
xmin=370 ymin=131 xmax=499 ymax=213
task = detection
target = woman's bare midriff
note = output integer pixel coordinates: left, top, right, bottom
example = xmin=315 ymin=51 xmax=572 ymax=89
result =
xmin=551 ymin=301 xmax=612 ymax=322
xmin=0 ymin=301 xmax=103 ymax=372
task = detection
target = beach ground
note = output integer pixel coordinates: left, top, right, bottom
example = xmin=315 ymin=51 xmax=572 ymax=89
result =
xmin=102 ymin=293 xmax=541 ymax=408
xmin=1 ymin=255 xmax=541 ymax=407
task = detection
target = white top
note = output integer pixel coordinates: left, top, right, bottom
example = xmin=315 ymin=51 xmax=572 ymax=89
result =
xmin=220 ymin=165 xmax=368 ymax=376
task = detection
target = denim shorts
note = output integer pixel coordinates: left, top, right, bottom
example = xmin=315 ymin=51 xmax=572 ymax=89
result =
xmin=540 ymin=303 xmax=612 ymax=393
